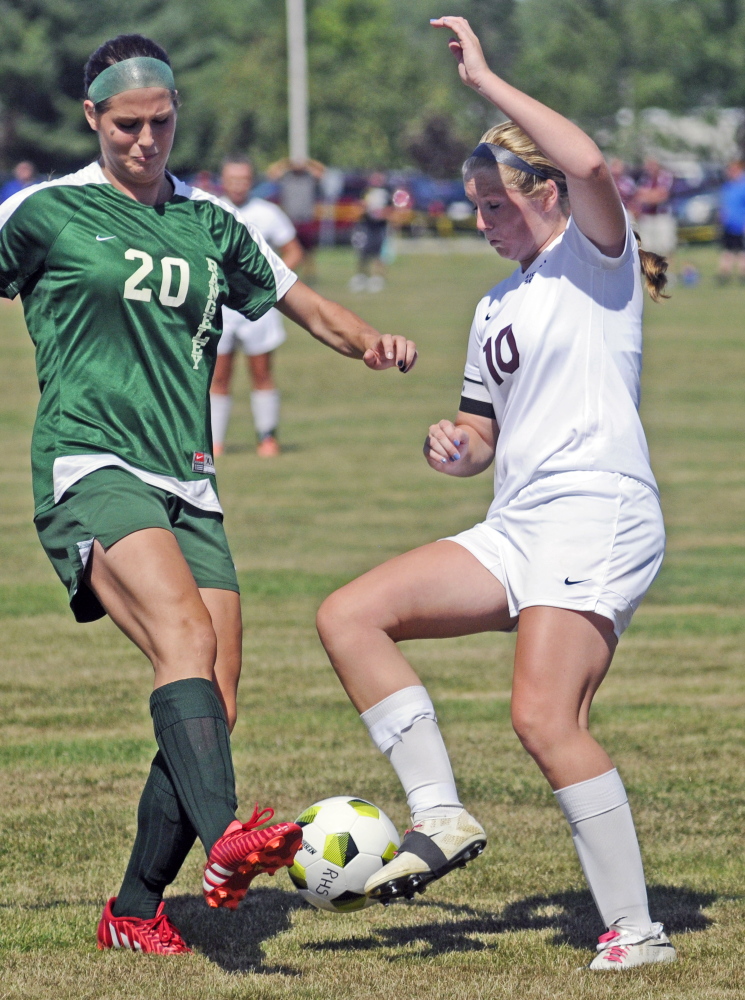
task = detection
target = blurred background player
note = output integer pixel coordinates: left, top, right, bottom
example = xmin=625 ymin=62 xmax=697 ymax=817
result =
xmin=267 ymin=156 xmax=324 ymax=284
xmin=350 ymin=172 xmax=392 ymax=292
xmin=716 ymin=159 xmax=745 ymax=283
xmin=633 ymin=157 xmax=677 ymax=258
xmin=210 ymin=155 xmax=304 ymax=457
xmin=0 ymin=160 xmax=37 ymax=202
xmin=609 ymin=157 xmax=637 ymax=212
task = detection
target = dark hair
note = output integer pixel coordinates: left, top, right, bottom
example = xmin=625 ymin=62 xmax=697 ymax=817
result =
xmin=84 ymin=34 xmax=177 ymax=112
xmin=222 ymin=154 xmax=254 ymax=170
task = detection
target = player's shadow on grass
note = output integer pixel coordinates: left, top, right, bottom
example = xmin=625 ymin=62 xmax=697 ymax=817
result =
xmin=304 ymin=885 xmax=715 ymax=958
xmin=166 ymin=888 xmax=305 ymax=973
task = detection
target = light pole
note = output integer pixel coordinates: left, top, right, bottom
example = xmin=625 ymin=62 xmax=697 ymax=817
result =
xmin=286 ymin=0 xmax=309 ymax=164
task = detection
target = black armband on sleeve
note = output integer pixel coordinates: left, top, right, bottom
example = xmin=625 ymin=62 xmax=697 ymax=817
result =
xmin=459 ymin=396 xmax=496 ymax=419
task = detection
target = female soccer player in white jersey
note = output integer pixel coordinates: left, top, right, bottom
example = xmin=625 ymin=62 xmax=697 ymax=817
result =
xmin=316 ymin=17 xmax=675 ymax=971
xmin=0 ymin=34 xmax=416 ymax=955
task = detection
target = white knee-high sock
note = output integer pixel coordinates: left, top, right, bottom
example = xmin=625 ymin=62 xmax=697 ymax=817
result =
xmin=250 ymin=389 xmax=280 ymax=439
xmin=554 ymin=769 xmax=653 ymax=934
xmin=361 ymin=686 xmax=462 ymax=821
xmin=210 ymin=393 xmax=232 ymax=449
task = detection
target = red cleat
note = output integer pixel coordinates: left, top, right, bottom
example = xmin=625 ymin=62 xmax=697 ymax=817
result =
xmin=203 ymin=804 xmax=302 ymax=909
xmin=96 ymin=897 xmax=192 ymax=954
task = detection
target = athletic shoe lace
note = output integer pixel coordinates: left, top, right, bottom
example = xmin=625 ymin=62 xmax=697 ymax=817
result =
xmin=241 ymin=803 xmax=275 ymax=831
xmin=597 ymin=929 xmax=628 ymax=963
xmin=143 ymin=911 xmax=187 ymax=950
xmin=393 ymin=823 xmax=423 ymax=856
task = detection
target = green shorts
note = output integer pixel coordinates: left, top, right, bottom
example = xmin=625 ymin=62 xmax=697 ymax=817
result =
xmin=34 ymin=467 xmax=239 ymax=623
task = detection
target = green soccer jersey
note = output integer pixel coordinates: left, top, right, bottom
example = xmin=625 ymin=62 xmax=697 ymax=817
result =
xmin=0 ymin=162 xmax=296 ymax=515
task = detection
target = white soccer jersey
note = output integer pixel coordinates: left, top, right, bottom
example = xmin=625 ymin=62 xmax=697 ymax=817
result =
xmin=460 ymin=215 xmax=658 ymax=517
xmin=220 ymin=196 xmax=296 ymax=346
xmin=229 ymin=196 xmax=297 ymax=251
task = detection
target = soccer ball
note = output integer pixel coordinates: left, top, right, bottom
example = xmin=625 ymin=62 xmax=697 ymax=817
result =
xmin=287 ymin=796 xmax=400 ymax=912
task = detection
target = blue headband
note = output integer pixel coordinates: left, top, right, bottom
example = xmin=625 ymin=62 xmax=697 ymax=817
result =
xmin=88 ymin=56 xmax=175 ymax=104
xmin=469 ymin=142 xmax=549 ymax=179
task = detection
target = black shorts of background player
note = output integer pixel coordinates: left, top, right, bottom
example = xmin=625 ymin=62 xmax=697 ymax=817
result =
xmin=350 ymin=172 xmax=392 ymax=292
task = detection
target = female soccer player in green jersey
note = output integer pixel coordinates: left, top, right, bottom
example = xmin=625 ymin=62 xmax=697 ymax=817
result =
xmin=0 ymin=34 xmax=417 ymax=955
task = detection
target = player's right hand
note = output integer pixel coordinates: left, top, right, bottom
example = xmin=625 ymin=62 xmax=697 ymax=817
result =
xmin=424 ymin=419 xmax=470 ymax=471
xmin=430 ymin=17 xmax=491 ymax=92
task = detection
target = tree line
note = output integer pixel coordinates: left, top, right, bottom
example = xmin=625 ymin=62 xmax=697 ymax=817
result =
xmin=2 ymin=0 xmax=744 ymax=177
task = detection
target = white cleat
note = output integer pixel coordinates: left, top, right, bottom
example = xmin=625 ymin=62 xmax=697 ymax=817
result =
xmin=364 ymin=809 xmax=486 ymax=903
xmin=589 ymin=922 xmax=677 ymax=970
xmin=366 ymin=275 xmax=385 ymax=293
xmin=348 ymin=273 xmax=368 ymax=292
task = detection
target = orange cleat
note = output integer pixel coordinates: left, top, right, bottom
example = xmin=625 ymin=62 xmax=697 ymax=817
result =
xmin=97 ymin=898 xmax=192 ymax=954
xmin=203 ymin=805 xmax=302 ymax=909
xmin=256 ymin=435 xmax=280 ymax=458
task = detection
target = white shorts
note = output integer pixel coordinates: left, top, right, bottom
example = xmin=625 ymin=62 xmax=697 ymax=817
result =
xmin=444 ymin=471 xmax=665 ymax=638
xmin=218 ymin=306 xmax=287 ymax=357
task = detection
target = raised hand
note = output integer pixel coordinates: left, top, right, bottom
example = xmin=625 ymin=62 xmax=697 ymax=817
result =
xmin=430 ymin=16 xmax=491 ymax=91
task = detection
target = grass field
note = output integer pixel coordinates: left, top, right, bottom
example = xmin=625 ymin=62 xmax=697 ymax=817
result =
xmin=1 ymin=245 xmax=744 ymax=999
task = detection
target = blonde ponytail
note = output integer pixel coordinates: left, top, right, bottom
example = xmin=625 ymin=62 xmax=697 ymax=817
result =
xmin=635 ymin=234 xmax=670 ymax=302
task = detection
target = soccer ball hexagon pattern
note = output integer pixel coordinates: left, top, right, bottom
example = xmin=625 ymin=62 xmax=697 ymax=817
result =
xmin=288 ymin=796 xmax=400 ymax=912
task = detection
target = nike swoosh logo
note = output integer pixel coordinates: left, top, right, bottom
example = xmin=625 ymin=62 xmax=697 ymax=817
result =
xmin=96 ymin=235 xmax=116 ymax=241
xmin=564 ymin=577 xmax=590 ymax=586
xmin=485 ymin=313 xmax=492 ymax=321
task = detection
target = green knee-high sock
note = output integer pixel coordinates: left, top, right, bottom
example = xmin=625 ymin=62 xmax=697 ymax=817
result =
xmin=149 ymin=678 xmax=238 ymax=854
xmin=112 ymin=752 xmax=197 ymax=919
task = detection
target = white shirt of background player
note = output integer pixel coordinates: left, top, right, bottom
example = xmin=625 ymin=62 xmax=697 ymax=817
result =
xmin=210 ymin=159 xmax=304 ymax=455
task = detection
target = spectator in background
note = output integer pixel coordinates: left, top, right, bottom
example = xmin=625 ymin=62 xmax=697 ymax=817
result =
xmin=717 ymin=160 xmax=745 ymax=284
xmin=190 ymin=168 xmax=219 ymax=196
xmin=632 ymin=158 xmax=677 ymax=258
xmin=609 ymin=158 xmax=637 ymax=211
xmin=267 ymin=158 xmax=325 ymax=283
xmin=350 ymin=172 xmax=392 ymax=292
xmin=210 ymin=156 xmax=304 ymax=457
xmin=0 ymin=160 xmax=37 ymax=202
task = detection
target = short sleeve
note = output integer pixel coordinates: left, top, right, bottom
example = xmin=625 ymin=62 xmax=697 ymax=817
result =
xmin=562 ymin=213 xmax=635 ymax=271
xmin=459 ymin=307 xmax=495 ymax=419
xmin=0 ymin=186 xmax=71 ymax=298
xmin=221 ymin=214 xmax=298 ymax=320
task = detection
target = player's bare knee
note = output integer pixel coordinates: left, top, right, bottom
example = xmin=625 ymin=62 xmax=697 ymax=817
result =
xmin=316 ymin=588 xmax=360 ymax=646
xmin=511 ymin=699 xmax=562 ymax=759
xmin=167 ymin=612 xmax=218 ymax=672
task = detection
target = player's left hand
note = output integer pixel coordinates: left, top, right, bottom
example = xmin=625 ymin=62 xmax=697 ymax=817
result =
xmin=363 ymin=334 xmax=418 ymax=373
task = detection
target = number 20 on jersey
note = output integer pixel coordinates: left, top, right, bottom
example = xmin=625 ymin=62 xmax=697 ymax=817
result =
xmin=123 ymin=249 xmax=190 ymax=308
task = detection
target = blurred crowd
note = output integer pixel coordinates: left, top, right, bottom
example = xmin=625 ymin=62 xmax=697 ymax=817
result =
xmin=4 ymin=152 xmax=745 ymax=288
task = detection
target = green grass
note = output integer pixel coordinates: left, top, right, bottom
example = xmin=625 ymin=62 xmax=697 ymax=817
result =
xmin=1 ymin=245 xmax=744 ymax=998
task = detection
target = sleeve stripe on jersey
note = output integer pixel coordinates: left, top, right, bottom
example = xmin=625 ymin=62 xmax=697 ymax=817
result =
xmin=463 ymin=376 xmax=484 ymax=386
xmin=459 ymin=396 xmax=496 ymax=419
